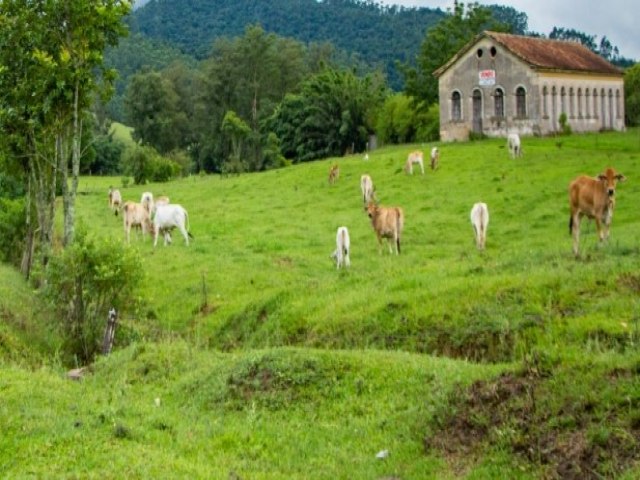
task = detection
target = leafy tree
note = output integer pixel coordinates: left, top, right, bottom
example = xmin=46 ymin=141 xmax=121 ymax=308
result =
xmin=124 ymin=70 xmax=189 ymax=154
xmin=549 ymin=27 xmax=597 ymax=52
xmin=221 ymin=110 xmax=252 ymax=173
xmin=268 ymin=68 xmax=387 ymax=162
xmin=376 ymin=94 xmax=417 ymax=144
xmin=0 ymin=0 xmax=130 ymax=275
xmin=624 ymin=63 xmax=640 ymax=126
xmin=403 ymin=2 xmax=509 ymax=108
xmin=487 ymin=5 xmax=528 ymax=35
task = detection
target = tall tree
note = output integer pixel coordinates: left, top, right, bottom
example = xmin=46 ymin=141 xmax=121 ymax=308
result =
xmin=0 ymin=0 xmax=130 ymax=274
xmin=624 ymin=63 xmax=640 ymax=127
xmin=403 ymin=1 xmax=509 ymax=108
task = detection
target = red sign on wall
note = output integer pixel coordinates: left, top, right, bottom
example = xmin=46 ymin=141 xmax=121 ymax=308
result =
xmin=478 ymin=69 xmax=496 ymax=86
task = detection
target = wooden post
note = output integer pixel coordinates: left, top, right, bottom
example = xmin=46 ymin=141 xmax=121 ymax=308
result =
xmin=102 ymin=308 xmax=117 ymax=355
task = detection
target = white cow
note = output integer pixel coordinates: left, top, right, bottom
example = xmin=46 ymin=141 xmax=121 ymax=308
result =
xmin=430 ymin=147 xmax=440 ymax=170
xmin=331 ymin=226 xmax=351 ymax=268
xmin=507 ymin=133 xmax=522 ymax=158
xmin=108 ymin=187 xmax=122 ymax=216
xmin=470 ymin=202 xmax=489 ymax=250
xmin=404 ymin=150 xmax=424 ymax=175
xmin=141 ymin=191 xmax=154 ymax=213
xmin=360 ymin=174 xmax=375 ymax=205
xmin=153 ymin=204 xmax=192 ymax=247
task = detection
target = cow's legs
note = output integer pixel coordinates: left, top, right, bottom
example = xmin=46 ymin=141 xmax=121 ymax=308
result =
xmin=571 ymin=214 xmax=581 ymax=256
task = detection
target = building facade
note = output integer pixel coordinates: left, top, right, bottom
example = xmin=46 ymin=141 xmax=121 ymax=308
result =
xmin=435 ymin=31 xmax=625 ymax=142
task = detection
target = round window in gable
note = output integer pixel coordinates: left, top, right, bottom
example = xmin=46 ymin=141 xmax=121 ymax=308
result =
xmin=490 ymin=46 xmax=497 ymax=57
xmin=476 ymin=48 xmax=483 ymax=58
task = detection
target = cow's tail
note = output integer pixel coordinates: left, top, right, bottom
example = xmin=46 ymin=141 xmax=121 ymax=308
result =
xmin=569 ymin=214 xmax=573 ymax=235
xmin=184 ymin=209 xmax=194 ymax=239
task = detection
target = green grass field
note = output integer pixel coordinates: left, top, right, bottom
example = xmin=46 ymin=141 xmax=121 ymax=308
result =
xmin=1 ymin=130 xmax=640 ymax=478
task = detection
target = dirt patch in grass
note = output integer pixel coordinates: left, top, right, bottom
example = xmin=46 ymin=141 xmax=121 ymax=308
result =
xmin=425 ymin=367 xmax=640 ymax=479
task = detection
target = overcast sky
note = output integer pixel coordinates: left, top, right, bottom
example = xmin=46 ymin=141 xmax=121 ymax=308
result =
xmin=380 ymin=0 xmax=639 ymax=60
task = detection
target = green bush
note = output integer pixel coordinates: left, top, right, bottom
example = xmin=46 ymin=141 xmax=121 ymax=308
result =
xmin=558 ymin=112 xmax=572 ymax=135
xmin=123 ymin=145 xmax=181 ymax=184
xmin=415 ymin=102 xmax=440 ymax=142
xmin=37 ymin=229 xmax=144 ymax=365
xmin=0 ymin=198 xmax=25 ymax=267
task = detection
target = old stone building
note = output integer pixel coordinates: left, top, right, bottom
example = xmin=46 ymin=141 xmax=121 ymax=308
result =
xmin=435 ymin=31 xmax=625 ymax=142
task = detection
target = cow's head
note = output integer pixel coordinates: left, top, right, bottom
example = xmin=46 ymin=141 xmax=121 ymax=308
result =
xmin=366 ymin=202 xmax=378 ymax=218
xmin=598 ymin=168 xmax=626 ymax=197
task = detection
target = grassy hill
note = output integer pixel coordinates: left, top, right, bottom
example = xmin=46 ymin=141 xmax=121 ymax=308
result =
xmin=1 ymin=131 xmax=640 ymax=477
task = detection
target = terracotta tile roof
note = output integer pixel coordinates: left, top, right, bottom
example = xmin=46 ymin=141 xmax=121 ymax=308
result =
xmin=485 ymin=31 xmax=622 ymax=75
xmin=434 ymin=31 xmax=623 ymax=77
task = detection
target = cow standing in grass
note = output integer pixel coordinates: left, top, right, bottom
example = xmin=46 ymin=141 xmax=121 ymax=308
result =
xmin=430 ymin=147 xmax=440 ymax=170
xmin=360 ymin=174 xmax=375 ymax=205
xmin=328 ymin=164 xmax=340 ymax=184
xmin=123 ymin=201 xmax=152 ymax=244
xmin=507 ymin=133 xmax=522 ymax=158
xmin=153 ymin=204 xmax=193 ymax=247
xmin=108 ymin=187 xmax=122 ymax=216
xmin=470 ymin=202 xmax=489 ymax=250
xmin=404 ymin=151 xmax=424 ymax=175
xmin=569 ymin=167 xmax=626 ymax=256
xmin=366 ymin=202 xmax=404 ymax=255
xmin=331 ymin=226 xmax=351 ymax=269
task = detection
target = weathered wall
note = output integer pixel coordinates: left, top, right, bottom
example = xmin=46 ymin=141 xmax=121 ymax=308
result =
xmin=438 ymin=37 xmax=625 ymax=141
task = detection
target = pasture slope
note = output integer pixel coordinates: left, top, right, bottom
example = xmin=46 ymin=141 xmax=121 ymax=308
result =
xmin=1 ymin=131 xmax=640 ymax=478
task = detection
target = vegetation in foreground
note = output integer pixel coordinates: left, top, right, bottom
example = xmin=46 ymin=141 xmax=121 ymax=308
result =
xmin=1 ymin=131 xmax=640 ymax=478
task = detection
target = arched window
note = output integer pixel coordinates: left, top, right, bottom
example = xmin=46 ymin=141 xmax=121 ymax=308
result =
xmin=560 ymin=87 xmax=566 ymax=114
xmin=542 ymin=86 xmax=548 ymax=117
xmin=577 ymin=88 xmax=583 ymax=118
xmin=494 ymin=88 xmax=504 ymax=118
xmin=585 ymin=88 xmax=591 ymax=118
xmin=593 ymin=89 xmax=598 ymax=118
xmin=516 ymin=86 xmax=526 ymax=117
xmin=452 ymin=91 xmax=462 ymax=121
xmin=616 ymin=90 xmax=621 ymax=119
xmin=551 ymin=86 xmax=558 ymax=130
xmin=569 ymin=87 xmax=575 ymax=118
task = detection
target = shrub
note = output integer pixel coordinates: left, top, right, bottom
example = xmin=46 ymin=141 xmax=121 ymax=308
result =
xmin=558 ymin=112 xmax=572 ymax=135
xmin=123 ymin=145 xmax=181 ymax=184
xmin=415 ymin=102 xmax=441 ymax=142
xmin=0 ymin=198 xmax=25 ymax=267
xmin=37 ymin=229 xmax=144 ymax=365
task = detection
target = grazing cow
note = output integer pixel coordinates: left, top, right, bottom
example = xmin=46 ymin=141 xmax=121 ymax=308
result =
xmin=330 ymin=226 xmax=351 ymax=269
xmin=108 ymin=187 xmax=122 ymax=216
xmin=470 ymin=202 xmax=489 ymax=250
xmin=404 ymin=151 xmax=424 ymax=175
xmin=569 ymin=167 xmax=626 ymax=256
xmin=366 ymin=202 xmax=404 ymax=255
xmin=122 ymin=201 xmax=152 ymax=244
xmin=153 ymin=204 xmax=193 ymax=247
xmin=328 ymin=164 xmax=340 ymax=184
xmin=360 ymin=174 xmax=375 ymax=205
xmin=507 ymin=133 xmax=522 ymax=158
xmin=430 ymin=147 xmax=440 ymax=170
xmin=141 ymin=191 xmax=154 ymax=214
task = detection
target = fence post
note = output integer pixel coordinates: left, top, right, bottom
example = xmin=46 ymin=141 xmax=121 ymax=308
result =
xmin=102 ymin=308 xmax=118 ymax=355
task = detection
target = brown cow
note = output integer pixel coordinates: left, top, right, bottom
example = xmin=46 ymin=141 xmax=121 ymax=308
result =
xmin=122 ymin=201 xmax=152 ymax=244
xmin=366 ymin=202 xmax=404 ymax=255
xmin=569 ymin=167 xmax=626 ymax=256
xmin=328 ymin=164 xmax=340 ymax=184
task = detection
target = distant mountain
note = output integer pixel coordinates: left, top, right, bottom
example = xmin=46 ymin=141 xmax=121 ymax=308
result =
xmin=129 ymin=0 xmax=445 ymax=89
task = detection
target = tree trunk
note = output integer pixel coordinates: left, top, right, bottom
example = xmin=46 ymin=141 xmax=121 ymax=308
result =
xmin=63 ymin=82 xmax=81 ymax=246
